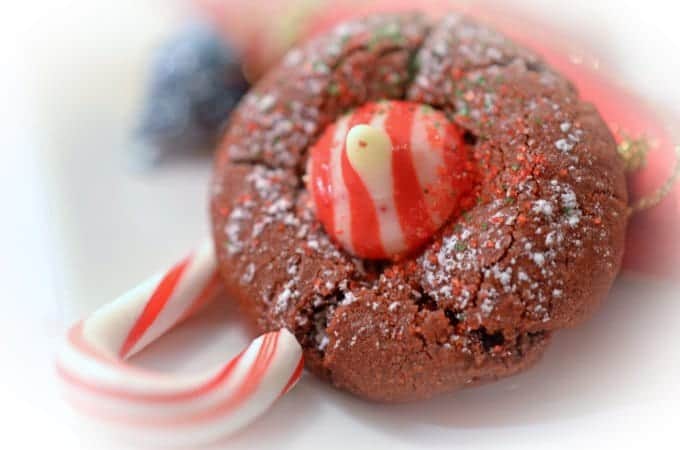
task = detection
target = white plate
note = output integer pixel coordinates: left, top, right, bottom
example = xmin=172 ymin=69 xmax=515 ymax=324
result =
xmin=2 ymin=1 xmax=679 ymax=449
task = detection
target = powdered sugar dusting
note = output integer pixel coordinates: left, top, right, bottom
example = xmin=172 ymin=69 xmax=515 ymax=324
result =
xmin=212 ymin=12 xmax=627 ymax=372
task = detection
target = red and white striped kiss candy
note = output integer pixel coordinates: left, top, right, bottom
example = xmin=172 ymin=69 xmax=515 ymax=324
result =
xmin=307 ymin=101 xmax=473 ymax=260
xmin=56 ymin=239 xmax=304 ymax=447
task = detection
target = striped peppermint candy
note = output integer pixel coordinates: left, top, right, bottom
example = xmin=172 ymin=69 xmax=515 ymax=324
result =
xmin=307 ymin=101 xmax=473 ymax=259
xmin=56 ymin=239 xmax=304 ymax=447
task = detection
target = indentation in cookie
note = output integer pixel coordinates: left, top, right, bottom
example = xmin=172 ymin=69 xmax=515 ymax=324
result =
xmin=306 ymin=100 xmax=477 ymax=259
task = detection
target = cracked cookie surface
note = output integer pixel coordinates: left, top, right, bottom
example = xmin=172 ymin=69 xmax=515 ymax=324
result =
xmin=210 ymin=13 xmax=627 ymax=401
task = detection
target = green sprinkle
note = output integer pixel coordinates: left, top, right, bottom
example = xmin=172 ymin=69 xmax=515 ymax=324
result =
xmin=327 ymin=82 xmax=340 ymax=96
xmin=454 ymin=242 xmax=467 ymax=252
xmin=511 ymin=163 xmax=520 ymax=171
xmin=312 ymin=61 xmax=330 ymax=74
xmin=369 ymin=27 xmax=404 ymax=50
xmin=407 ymin=56 xmax=420 ymax=79
xmin=562 ymin=207 xmax=572 ymax=215
xmin=476 ymin=76 xmax=486 ymax=85
xmin=391 ymin=35 xmax=406 ymax=46
xmin=481 ymin=222 xmax=489 ymax=231
xmin=378 ymin=23 xmax=403 ymax=41
xmin=505 ymin=196 xmax=516 ymax=205
xmin=457 ymin=103 xmax=469 ymax=117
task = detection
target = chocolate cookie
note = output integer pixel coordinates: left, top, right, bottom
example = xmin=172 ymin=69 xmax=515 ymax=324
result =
xmin=210 ymin=13 xmax=628 ymax=401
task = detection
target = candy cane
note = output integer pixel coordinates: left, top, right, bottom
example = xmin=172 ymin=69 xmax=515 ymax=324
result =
xmin=56 ymin=239 xmax=304 ymax=447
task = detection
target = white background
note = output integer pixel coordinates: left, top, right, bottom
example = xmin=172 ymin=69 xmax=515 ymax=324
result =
xmin=1 ymin=1 xmax=679 ymax=449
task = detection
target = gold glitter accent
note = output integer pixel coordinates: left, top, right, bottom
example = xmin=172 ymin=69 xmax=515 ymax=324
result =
xmin=617 ymin=135 xmax=650 ymax=171
xmin=627 ymin=144 xmax=680 ymax=215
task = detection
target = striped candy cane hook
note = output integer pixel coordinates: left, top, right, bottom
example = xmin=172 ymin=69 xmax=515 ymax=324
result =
xmin=56 ymin=239 xmax=304 ymax=447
